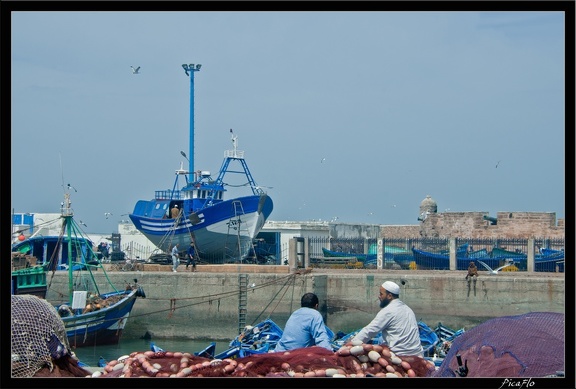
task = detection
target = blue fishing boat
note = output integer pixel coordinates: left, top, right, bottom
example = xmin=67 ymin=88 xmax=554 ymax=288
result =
xmin=12 ymin=235 xmax=96 ymax=271
xmin=215 ymin=318 xmax=439 ymax=359
xmin=322 ymin=245 xmax=415 ymax=269
xmin=13 ymin=190 xmax=145 ymax=348
xmin=331 ymin=320 xmax=440 ymax=357
xmin=214 ymin=319 xmax=285 ymax=359
xmin=129 ymin=64 xmax=273 ymax=263
xmin=411 ymin=244 xmax=502 ymax=271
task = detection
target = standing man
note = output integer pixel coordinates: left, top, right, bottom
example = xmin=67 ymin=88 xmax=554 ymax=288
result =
xmin=186 ymin=241 xmax=197 ymax=272
xmin=351 ymin=281 xmax=423 ymax=357
xmin=171 ymin=243 xmax=180 ymax=273
xmin=274 ymin=292 xmax=333 ymax=352
xmin=170 ymin=204 xmax=180 ymax=219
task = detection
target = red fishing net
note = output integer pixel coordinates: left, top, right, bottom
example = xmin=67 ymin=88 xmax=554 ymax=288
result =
xmin=96 ymin=344 xmax=435 ymax=378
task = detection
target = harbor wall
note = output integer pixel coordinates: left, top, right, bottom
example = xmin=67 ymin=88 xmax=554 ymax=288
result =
xmin=45 ymin=267 xmax=565 ymax=341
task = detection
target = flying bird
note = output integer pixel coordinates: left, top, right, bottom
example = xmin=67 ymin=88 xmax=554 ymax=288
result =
xmin=79 ymin=220 xmax=88 ymax=227
xmin=477 ymin=259 xmax=513 ymax=275
xmin=321 ymin=157 xmax=326 ymax=163
xmin=495 ymin=160 xmax=501 ymax=168
xmin=104 ymin=212 xmax=113 ymax=219
xmin=131 ymin=66 xmax=141 ymax=74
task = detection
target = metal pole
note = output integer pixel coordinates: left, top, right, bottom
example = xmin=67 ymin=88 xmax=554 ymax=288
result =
xmin=182 ymin=63 xmax=201 ymax=176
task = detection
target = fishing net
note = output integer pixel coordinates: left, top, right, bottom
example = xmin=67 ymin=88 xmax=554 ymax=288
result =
xmin=11 ymin=294 xmax=90 ymax=378
xmin=433 ymin=312 xmax=565 ymax=378
xmin=95 ymin=344 xmax=435 ymax=378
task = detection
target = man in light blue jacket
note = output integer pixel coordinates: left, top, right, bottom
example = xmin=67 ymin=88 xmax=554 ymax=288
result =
xmin=275 ymin=292 xmax=333 ymax=352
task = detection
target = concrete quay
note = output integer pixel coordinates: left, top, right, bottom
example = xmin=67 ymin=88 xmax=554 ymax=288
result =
xmin=45 ymin=265 xmax=564 ymax=341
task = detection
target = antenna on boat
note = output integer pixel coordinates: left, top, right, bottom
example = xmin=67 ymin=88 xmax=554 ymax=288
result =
xmin=181 ymin=63 xmax=201 ymax=180
xmin=230 ymin=128 xmax=239 ymax=157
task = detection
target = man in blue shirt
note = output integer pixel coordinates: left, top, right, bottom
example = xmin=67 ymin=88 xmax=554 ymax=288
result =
xmin=186 ymin=241 xmax=197 ymax=272
xmin=274 ymin=293 xmax=333 ymax=352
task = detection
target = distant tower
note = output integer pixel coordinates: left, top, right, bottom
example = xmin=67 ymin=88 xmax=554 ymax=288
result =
xmin=418 ymin=194 xmax=437 ymax=221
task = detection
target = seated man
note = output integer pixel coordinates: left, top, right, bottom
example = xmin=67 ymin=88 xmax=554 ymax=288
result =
xmin=274 ymin=292 xmax=333 ymax=352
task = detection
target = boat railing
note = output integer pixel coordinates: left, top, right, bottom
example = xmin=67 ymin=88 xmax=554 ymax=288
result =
xmin=224 ymin=149 xmax=244 ymax=159
xmin=155 ymin=190 xmax=182 ymax=200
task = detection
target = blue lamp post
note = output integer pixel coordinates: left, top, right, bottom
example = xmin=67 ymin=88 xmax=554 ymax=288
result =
xmin=181 ymin=63 xmax=202 ymax=176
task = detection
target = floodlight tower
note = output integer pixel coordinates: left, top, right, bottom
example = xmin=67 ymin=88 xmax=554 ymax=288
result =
xmin=181 ymin=63 xmax=202 ymax=175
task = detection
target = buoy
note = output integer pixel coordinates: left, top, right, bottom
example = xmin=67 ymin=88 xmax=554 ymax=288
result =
xmin=18 ymin=234 xmax=25 ymax=241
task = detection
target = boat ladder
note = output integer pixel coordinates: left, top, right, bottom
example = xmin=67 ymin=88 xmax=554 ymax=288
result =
xmin=238 ymin=273 xmax=248 ymax=334
xmin=224 ymin=201 xmax=254 ymax=263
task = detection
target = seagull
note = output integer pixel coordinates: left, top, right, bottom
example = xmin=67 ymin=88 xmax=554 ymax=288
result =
xmin=104 ymin=212 xmax=113 ymax=219
xmin=477 ymin=259 xmax=513 ymax=274
xmin=131 ymin=66 xmax=141 ymax=74
xmin=321 ymin=157 xmax=326 ymax=163
xmin=79 ymin=220 xmax=88 ymax=227
xmin=495 ymin=160 xmax=501 ymax=168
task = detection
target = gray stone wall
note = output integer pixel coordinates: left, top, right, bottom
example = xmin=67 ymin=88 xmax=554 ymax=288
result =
xmin=385 ymin=211 xmax=564 ymax=239
xmin=45 ymin=270 xmax=564 ymax=341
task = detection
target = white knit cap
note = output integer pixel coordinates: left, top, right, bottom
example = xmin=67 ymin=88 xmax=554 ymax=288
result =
xmin=382 ymin=281 xmax=400 ymax=295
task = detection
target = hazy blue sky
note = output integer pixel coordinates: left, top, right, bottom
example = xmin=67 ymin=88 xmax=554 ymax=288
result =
xmin=10 ymin=7 xmax=568 ymax=233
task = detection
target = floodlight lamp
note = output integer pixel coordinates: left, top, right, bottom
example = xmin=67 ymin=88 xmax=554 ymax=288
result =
xmin=182 ymin=64 xmax=188 ymax=70
xmin=196 ymin=64 xmax=202 ymax=70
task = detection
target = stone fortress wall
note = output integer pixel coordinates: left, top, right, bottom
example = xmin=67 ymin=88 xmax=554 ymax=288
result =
xmin=381 ymin=195 xmax=564 ymax=239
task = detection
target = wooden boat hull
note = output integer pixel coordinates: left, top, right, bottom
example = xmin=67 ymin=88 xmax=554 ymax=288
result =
xmin=411 ymin=247 xmax=501 ymax=270
xmin=59 ymin=288 xmax=139 ymax=348
xmin=323 ymin=246 xmax=415 ymax=269
xmin=130 ymin=194 xmax=273 ymax=263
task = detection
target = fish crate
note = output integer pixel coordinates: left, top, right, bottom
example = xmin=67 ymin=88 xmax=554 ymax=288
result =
xmin=12 ymin=265 xmax=47 ymax=290
xmin=11 ymin=253 xmax=37 ymax=271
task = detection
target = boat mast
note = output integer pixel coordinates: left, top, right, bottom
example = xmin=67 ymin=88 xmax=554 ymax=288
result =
xmin=181 ymin=63 xmax=201 ymax=178
xmin=61 ymin=193 xmax=74 ymax=299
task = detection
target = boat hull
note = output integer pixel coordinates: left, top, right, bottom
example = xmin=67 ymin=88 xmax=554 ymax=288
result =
xmin=411 ymin=247 xmax=501 ymax=270
xmin=60 ymin=289 xmax=139 ymax=348
xmin=130 ymin=194 xmax=273 ymax=263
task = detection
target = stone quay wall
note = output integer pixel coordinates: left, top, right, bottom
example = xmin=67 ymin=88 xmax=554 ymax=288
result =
xmin=45 ymin=266 xmax=565 ymax=341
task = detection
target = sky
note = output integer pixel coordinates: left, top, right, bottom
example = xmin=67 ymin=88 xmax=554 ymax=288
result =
xmin=8 ymin=5 xmax=570 ymax=234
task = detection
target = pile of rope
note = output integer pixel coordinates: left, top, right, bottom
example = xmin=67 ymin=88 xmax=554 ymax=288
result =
xmin=93 ymin=343 xmax=435 ymax=378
